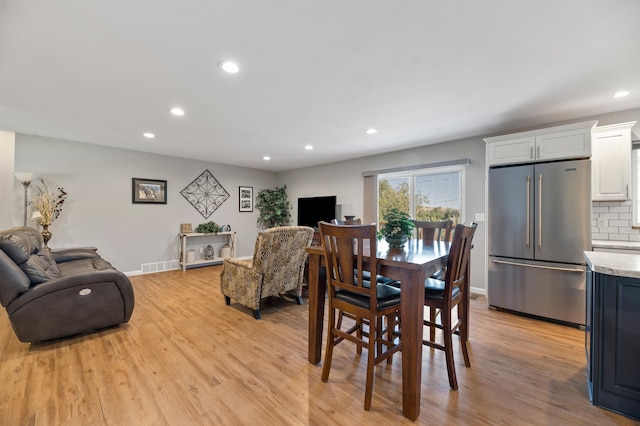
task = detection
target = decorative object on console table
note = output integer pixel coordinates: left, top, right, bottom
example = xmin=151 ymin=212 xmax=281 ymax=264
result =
xmin=377 ymin=208 xmax=415 ymax=248
xmin=239 ymin=186 xmax=253 ymax=212
xmin=14 ymin=172 xmax=36 ymax=226
xmin=205 ymin=245 xmax=214 ymax=260
xmin=30 ymin=178 xmax=67 ymax=248
xmin=180 ymin=223 xmax=193 ymax=233
xmin=195 ymin=221 xmax=220 ymax=234
xmin=132 ymin=178 xmax=167 ymax=204
xmin=180 ymin=169 xmax=229 ymax=218
xmin=220 ymin=243 xmax=231 ymax=259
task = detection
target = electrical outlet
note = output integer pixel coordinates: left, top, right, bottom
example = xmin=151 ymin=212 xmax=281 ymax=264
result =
xmin=597 ymin=217 xmax=607 ymax=227
xmin=474 ymin=213 xmax=485 ymax=222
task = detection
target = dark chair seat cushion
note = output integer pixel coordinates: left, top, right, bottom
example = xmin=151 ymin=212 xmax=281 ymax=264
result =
xmin=358 ymin=270 xmax=400 ymax=286
xmin=430 ymin=269 xmax=445 ymax=281
xmin=336 ymin=281 xmax=401 ymax=310
xmin=424 ymin=277 xmax=460 ymax=300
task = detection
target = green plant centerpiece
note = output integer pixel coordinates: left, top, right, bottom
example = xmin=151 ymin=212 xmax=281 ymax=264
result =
xmin=195 ymin=221 xmax=221 ymax=234
xmin=255 ymin=185 xmax=292 ymax=229
xmin=378 ymin=208 xmax=415 ymax=248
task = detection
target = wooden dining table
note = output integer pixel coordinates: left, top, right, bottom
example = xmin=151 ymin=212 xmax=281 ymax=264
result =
xmin=306 ymin=238 xmax=450 ymax=421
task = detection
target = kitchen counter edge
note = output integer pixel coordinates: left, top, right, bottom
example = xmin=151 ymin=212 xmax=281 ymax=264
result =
xmin=592 ymin=240 xmax=640 ymax=250
xmin=584 ymin=251 xmax=640 ymax=279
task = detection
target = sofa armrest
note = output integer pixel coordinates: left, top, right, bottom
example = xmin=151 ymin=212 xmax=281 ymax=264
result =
xmin=6 ymin=269 xmax=134 ymax=316
xmin=51 ymin=248 xmax=99 ymax=263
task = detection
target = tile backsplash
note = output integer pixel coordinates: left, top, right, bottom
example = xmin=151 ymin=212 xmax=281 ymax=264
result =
xmin=592 ymin=200 xmax=640 ymax=241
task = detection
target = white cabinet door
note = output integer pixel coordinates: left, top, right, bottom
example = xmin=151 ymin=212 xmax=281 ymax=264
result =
xmin=536 ymin=127 xmax=591 ymax=161
xmin=591 ymin=122 xmax=635 ymax=201
xmin=486 ymin=137 xmax=535 ymax=165
xmin=485 ymin=120 xmax=597 ymax=167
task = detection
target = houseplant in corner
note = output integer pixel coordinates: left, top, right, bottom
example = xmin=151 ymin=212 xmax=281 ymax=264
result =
xmin=255 ymin=185 xmax=292 ymax=229
xmin=378 ymin=208 xmax=415 ymax=248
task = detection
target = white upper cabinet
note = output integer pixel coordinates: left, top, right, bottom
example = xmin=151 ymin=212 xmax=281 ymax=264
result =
xmin=591 ymin=122 xmax=637 ymax=201
xmin=485 ymin=121 xmax=597 ymax=166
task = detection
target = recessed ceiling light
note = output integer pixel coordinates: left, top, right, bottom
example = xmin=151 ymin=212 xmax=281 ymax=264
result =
xmin=614 ymin=91 xmax=629 ymax=98
xmin=143 ymin=132 xmax=155 ymax=139
xmin=365 ymin=128 xmax=378 ymax=135
xmin=305 ymin=145 xmax=313 ymax=150
xmin=219 ymin=61 xmax=240 ymax=74
xmin=170 ymin=107 xmax=185 ymax=116
xmin=263 ymin=156 xmax=271 ymax=161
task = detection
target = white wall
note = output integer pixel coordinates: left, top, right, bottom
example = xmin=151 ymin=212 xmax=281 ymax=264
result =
xmin=14 ymin=134 xmax=277 ymax=273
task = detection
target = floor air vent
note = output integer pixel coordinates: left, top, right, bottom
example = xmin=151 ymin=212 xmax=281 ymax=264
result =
xmin=141 ymin=260 xmax=179 ymax=274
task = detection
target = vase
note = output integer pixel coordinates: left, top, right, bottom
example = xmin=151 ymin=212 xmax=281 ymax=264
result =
xmin=41 ymin=224 xmax=52 ymax=248
xmin=385 ymin=234 xmax=408 ymax=248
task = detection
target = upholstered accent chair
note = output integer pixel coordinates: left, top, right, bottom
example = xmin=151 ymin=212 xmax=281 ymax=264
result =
xmin=220 ymin=226 xmax=314 ymax=319
xmin=0 ymin=226 xmax=135 ymax=343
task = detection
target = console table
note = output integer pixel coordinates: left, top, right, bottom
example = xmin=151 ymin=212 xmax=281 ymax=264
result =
xmin=178 ymin=232 xmax=236 ymax=271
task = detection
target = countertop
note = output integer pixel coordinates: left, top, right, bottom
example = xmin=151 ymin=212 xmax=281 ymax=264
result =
xmin=592 ymin=240 xmax=640 ymax=250
xmin=584 ymin=251 xmax=640 ymax=279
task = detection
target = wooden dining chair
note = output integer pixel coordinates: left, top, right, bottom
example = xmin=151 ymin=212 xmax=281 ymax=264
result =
xmin=412 ymin=219 xmax=453 ymax=243
xmin=318 ymin=221 xmax=402 ymax=411
xmin=330 ymin=218 xmax=399 ymax=330
xmin=422 ymin=222 xmax=477 ymax=390
xmin=412 ymin=219 xmax=454 ymax=339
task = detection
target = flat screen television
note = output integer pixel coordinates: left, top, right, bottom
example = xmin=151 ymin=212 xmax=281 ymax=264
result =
xmin=297 ymin=196 xmax=337 ymax=228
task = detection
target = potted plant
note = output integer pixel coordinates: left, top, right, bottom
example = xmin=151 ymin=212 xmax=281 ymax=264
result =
xmin=255 ymin=185 xmax=292 ymax=229
xmin=378 ymin=208 xmax=415 ymax=247
xmin=195 ymin=221 xmax=221 ymax=234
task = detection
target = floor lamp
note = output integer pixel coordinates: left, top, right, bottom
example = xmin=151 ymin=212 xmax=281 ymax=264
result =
xmin=14 ymin=172 xmax=36 ymax=226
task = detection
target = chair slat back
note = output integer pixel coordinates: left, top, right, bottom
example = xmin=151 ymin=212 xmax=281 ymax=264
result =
xmin=318 ymin=221 xmax=377 ymax=300
xmin=412 ymin=219 xmax=453 ymax=243
xmin=443 ymin=223 xmax=477 ymax=301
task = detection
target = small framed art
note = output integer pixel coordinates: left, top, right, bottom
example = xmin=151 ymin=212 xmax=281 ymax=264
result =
xmin=132 ymin=178 xmax=167 ymax=204
xmin=239 ymin=186 xmax=253 ymax=212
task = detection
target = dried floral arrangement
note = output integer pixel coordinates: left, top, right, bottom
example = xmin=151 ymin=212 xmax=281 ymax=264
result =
xmin=32 ymin=179 xmax=68 ymax=226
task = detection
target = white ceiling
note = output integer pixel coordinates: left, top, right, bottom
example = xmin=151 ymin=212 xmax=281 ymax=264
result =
xmin=1 ymin=1 xmax=639 ymax=172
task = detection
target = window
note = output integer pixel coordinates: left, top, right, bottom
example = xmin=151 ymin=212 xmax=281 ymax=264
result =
xmin=378 ymin=166 xmax=464 ymax=224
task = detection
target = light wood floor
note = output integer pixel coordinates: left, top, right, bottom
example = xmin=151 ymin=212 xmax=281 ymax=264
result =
xmin=0 ymin=266 xmax=637 ymax=425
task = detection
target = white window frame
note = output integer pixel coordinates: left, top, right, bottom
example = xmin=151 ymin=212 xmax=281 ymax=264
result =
xmin=377 ymin=165 xmax=465 ymax=224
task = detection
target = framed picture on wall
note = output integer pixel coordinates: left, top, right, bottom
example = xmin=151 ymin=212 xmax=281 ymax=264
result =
xmin=239 ymin=186 xmax=253 ymax=212
xmin=132 ymin=178 xmax=167 ymax=204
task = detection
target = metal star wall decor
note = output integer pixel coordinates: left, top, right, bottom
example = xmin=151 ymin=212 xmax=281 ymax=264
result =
xmin=180 ymin=169 xmax=230 ymax=218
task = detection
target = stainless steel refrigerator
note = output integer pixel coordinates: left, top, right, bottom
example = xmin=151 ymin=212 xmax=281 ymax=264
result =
xmin=487 ymin=159 xmax=592 ymax=326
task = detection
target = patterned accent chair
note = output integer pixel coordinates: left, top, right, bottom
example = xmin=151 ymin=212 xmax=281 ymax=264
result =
xmin=220 ymin=226 xmax=314 ymax=319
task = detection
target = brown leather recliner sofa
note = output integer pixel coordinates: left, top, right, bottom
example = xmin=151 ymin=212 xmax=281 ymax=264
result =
xmin=0 ymin=226 xmax=134 ymax=343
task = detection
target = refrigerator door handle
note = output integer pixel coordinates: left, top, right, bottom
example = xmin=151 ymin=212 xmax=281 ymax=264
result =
xmin=538 ymin=173 xmax=542 ymax=250
xmin=526 ymin=175 xmax=531 ymax=249
xmin=491 ymin=259 xmax=584 ymax=273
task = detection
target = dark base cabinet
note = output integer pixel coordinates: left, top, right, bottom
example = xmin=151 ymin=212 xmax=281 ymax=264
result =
xmin=586 ymin=269 xmax=640 ymax=421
